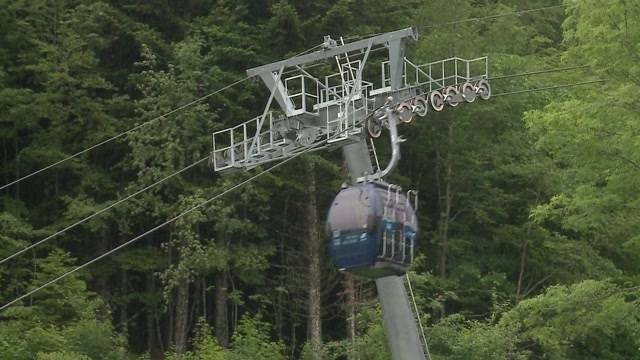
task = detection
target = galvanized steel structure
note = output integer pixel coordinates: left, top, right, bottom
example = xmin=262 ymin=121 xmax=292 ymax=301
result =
xmin=210 ymin=27 xmax=491 ymax=360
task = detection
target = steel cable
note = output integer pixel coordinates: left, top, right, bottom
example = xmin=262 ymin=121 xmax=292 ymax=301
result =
xmin=492 ymin=79 xmax=605 ymax=97
xmin=406 ymin=273 xmax=432 ymax=360
xmin=0 ymin=76 xmax=250 ymax=191
xmin=0 ymin=156 xmax=209 ymax=265
xmin=0 ymin=115 xmax=375 ymax=312
xmin=0 ymin=156 xmax=293 ymax=311
xmin=0 ymin=40 xmax=357 ymax=192
xmin=488 ymin=65 xmax=589 ymax=81
xmin=419 ymin=4 xmax=564 ymax=29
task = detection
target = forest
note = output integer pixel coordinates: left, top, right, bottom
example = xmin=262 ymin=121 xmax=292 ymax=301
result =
xmin=1 ymin=0 xmax=639 ymax=359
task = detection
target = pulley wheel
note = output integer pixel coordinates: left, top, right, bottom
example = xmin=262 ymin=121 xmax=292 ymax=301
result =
xmin=230 ymin=144 xmax=246 ymax=161
xmin=367 ymin=117 xmax=383 ymax=138
xmin=397 ymin=102 xmax=414 ymax=123
xmin=461 ymin=82 xmax=476 ymax=103
xmin=260 ymin=132 xmax=271 ymax=146
xmin=430 ymin=90 xmax=445 ymax=112
xmin=444 ymin=86 xmax=460 ymax=107
xmin=223 ymin=148 xmax=237 ymax=164
xmin=296 ymin=128 xmax=318 ymax=147
xmin=413 ymin=95 xmax=428 ymax=117
xmin=208 ymin=151 xmax=219 ymax=169
xmin=476 ymin=79 xmax=491 ymax=100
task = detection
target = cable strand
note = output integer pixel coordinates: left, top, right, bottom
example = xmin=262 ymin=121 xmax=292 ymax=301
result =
xmin=0 ymin=116 xmax=372 ymax=312
xmin=0 ymin=155 xmax=288 ymax=311
xmin=420 ymin=4 xmax=564 ymax=29
xmin=0 ymin=76 xmax=249 ymax=191
xmin=0 ymin=156 xmax=209 ymax=265
xmin=492 ymin=79 xmax=605 ymax=97
xmin=406 ymin=273 xmax=432 ymax=360
xmin=488 ymin=65 xmax=589 ymax=81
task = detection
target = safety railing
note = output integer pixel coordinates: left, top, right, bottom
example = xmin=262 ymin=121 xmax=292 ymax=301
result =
xmin=319 ymin=79 xmax=373 ymax=103
xmin=378 ymin=186 xmax=418 ymax=265
xmin=413 ymin=56 xmax=488 ymax=90
xmin=213 ymin=55 xmax=490 ymax=172
xmin=318 ymin=71 xmax=368 ymax=101
xmin=318 ymin=58 xmax=368 ymax=107
xmin=381 ymin=61 xmax=406 ymax=89
xmin=325 ymin=83 xmax=373 ymax=143
xmin=212 ymin=112 xmax=279 ymax=171
xmin=377 ymin=56 xmax=489 ymax=93
xmin=319 ymin=74 xmax=347 ymax=104
xmin=284 ymin=74 xmax=319 ymax=116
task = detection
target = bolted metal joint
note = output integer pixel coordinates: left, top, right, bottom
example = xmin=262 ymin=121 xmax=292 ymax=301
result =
xmin=323 ymin=35 xmax=337 ymax=49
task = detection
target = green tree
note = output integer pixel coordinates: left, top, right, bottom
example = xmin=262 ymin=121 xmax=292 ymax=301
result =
xmin=0 ymin=251 xmax=128 ymax=359
xmin=501 ymin=280 xmax=640 ymax=359
xmin=526 ymin=0 xmax=640 ymax=275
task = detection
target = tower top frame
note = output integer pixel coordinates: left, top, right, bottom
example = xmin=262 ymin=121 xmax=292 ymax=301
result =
xmin=210 ymin=27 xmax=489 ymax=174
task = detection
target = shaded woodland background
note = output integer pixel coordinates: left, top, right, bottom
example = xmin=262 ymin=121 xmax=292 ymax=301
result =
xmin=1 ymin=0 xmax=639 ymax=359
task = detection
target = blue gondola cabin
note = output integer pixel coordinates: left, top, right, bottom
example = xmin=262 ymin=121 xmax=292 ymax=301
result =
xmin=326 ymin=182 xmax=418 ymax=278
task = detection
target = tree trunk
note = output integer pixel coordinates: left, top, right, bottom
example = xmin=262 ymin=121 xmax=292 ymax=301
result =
xmin=174 ymin=280 xmax=189 ymax=354
xmin=517 ymin=193 xmax=539 ymax=303
xmin=167 ymin=247 xmax=174 ymax=349
xmin=155 ymin=292 xmax=165 ymax=354
xmin=214 ymin=271 xmax=229 ymax=347
xmin=437 ymin=123 xmax=454 ymax=280
xmin=2 ymin=138 xmax=7 ymax=187
xmin=516 ymin=238 xmax=528 ymax=303
xmin=306 ymin=159 xmax=323 ymax=360
xmin=344 ymin=274 xmax=356 ymax=360
xmin=276 ymin=196 xmax=289 ymax=340
xmin=290 ymin=321 xmax=297 ymax=360
xmin=95 ymin=229 xmax=110 ymax=302
xmin=14 ymin=136 xmax=19 ymax=200
xmin=201 ymin=277 xmax=207 ymax=320
xmin=119 ymin=268 xmax=128 ymax=336
xmin=54 ymin=170 xmax=59 ymax=213
xmin=146 ymin=273 xmax=155 ymax=353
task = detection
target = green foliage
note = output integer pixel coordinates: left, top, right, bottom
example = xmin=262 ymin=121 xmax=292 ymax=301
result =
xmin=36 ymin=352 xmax=91 ymax=360
xmin=192 ymin=319 xmax=226 ymax=360
xmin=28 ymin=250 xmax=98 ymax=324
xmin=0 ymin=252 xmax=128 ymax=359
xmin=1 ymin=0 xmax=639 ymax=358
xmin=0 ymin=212 xmax=33 ymax=260
xmin=501 ymin=280 xmax=640 ymax=359
xmin=296 ymin=305 xmax=390 ymax=360
xmin=525 ymin=0 xmax=640 ymax=276
xmin=349 ymin=307 xmax=391 ymax=360
xmin=428 ymin=314 xmax=526 ymax=360
xmin=63 ymin=319 xmax=129 ymax=360
xmin=428 ymin=280 xmax=640 ymax=359
xmin=226 ymin=315 xmax=285 ymax=360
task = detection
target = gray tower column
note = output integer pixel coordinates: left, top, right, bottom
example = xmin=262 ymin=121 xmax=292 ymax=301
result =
xmin=342 ymin=139 xmax=426 ymax=360
xmin=376 ymin=276 xmax=425 ymax=360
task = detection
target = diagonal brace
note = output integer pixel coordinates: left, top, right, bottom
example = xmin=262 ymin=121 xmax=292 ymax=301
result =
xmin=247 ymin=65 xmax=285 ymax=158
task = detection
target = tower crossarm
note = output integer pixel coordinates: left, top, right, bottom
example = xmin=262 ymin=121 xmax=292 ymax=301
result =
xmin=210 ymin=26 xmax=492 ymax=175
xmin=246 ymin=27 xmax=417 ymax=116
xmin=246 ymin=27 xmax=418 ymax=78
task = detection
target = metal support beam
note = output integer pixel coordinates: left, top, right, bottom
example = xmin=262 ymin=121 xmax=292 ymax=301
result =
xmin=342 ymin=141 xmax=374 ymax=180
xmin=248 ymin=28 xmax=416 ymax=114
xmin=246 ymin=27 xmax=417 ymax=77
xmin=337 ymin=41 xmax=372 ymax=132
xmin=342 ymin=116 xmax=426 ymax=360
xmin=246 ymin=27 xmax=417 ymax=116
xmin=248 ymin=66 xmax=285 ymax=156
xmin=388 ymin=39 xmax=407 ymax=90
xmin=257 ymin=70 xmax=296 ymax=116
xmin=376 ymin=276 xmax=426 ymax=360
